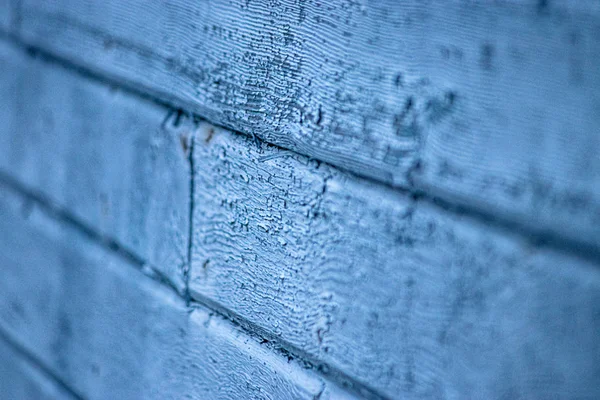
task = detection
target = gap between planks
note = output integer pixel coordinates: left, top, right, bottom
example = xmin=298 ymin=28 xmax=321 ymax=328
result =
xmin=0 ymin=322 xmax=85 ymax=400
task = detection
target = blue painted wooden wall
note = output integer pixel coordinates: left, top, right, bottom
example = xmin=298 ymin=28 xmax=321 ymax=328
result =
xmin=1 ymin=1 xmax=599 ymax=399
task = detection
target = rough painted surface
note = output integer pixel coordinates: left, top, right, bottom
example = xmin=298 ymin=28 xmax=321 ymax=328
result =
xmin=1 ymin=3 xmax=600 ymax=398
xmin=191 ymin=121 xmax=600 ymax=399
xmin=0 ymin=40 xmax=189 ymax=290
xmin=0 ymin=184 xmax=355 ymax=400
xmin=13 ymin=0 xmax=600 ymax=249
xmin=0 ymin=335 xmax=78 ymax=400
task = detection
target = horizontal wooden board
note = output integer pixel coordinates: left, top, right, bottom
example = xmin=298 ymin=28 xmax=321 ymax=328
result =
xmin=0 ymin=184 xmax=355 ymax=400
xmin=13 ymin=0 xmax=600 ymax=249
xmin=0 ymin=40 xmax=190 ymax=291
xmin=190 ymin=121 xmax=600 ymax=399
xmin=0 ymin=333 xmax=79 ymax=400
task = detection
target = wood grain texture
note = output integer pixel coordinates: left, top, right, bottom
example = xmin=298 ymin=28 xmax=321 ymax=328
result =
xmin=0 ymin=335 xmax=79 ymax=400
xmin=0 ymin=184 xmax=355 ymax=400
xmin=0 ymin=40 xmax=190 ymax=290
xmin=190 ymin=121 xmax=600 ymax=399
xmin=14 ymin=0 xmax=600 ymax=248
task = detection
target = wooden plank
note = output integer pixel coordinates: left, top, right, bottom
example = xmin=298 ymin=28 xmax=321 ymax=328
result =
xmin=0 ymin=333 xmax=79 ymax=400
xmin=412 ymin=0 xmax=600 ymax=248
xmin=0 ymin=40 xmax=190 ymax=291
xmin=15 ymin=0 xmax=600 ymax=248
xmin=0 ymin=185 xmax=356 ymax=400
xmin=190 ymin=121 xmax=600 ymax=399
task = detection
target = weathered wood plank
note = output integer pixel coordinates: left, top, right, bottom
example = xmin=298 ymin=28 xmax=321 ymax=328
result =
xmin=15 ymin=0 xmax=600 ymax=248
xmin=0 ymin=40 xmax=189 ymax=290
xmin=0 ymin=185 xmax=355 ymax=400
xmin=190 ymin=121 xmax=600 ymax=399
xmin=0 ymin=333 xmax=79 ymax=400
xmin=412 ymin=0 xmax=600 ymax=247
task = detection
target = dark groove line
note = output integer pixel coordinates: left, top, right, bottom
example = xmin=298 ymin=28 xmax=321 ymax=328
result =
xmin=184 ymin=130 xmax=196 ymax=306
xmin=0 ymin=170 xmax=184 ymax=299
xmin=0 ymin=323 xmax=86 ymax=400
xmin=186 ymin=290 xmax=389 ymax=400
xmin=1 ymin=32 xmax=598 ymax=267
xmin=0 ymin=172 xmax=388 ymax=400
xmin=0 ymin=30 xmax=191 ymax=135
xmin=411 ymin=183 xmax=600 ymax=266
